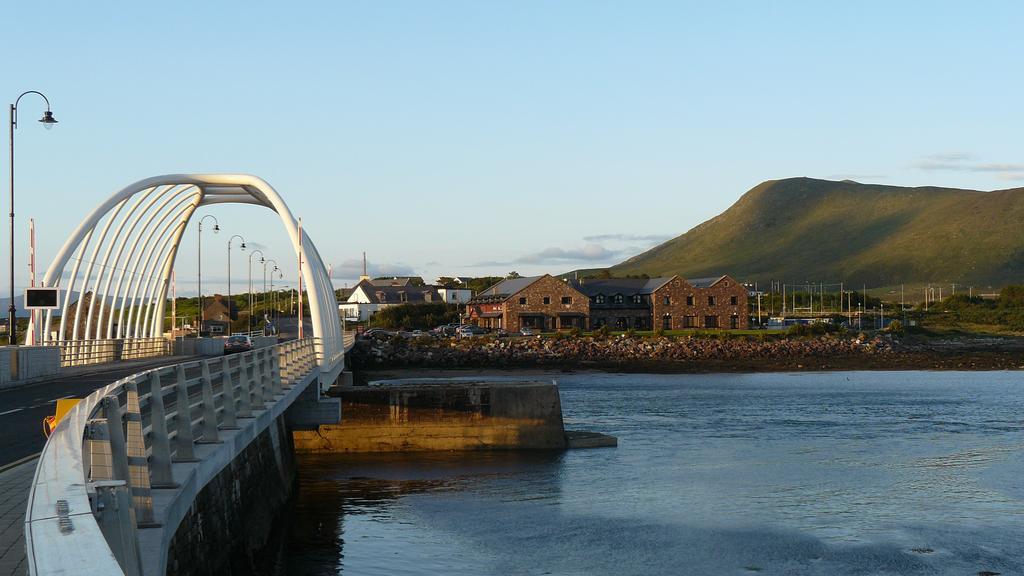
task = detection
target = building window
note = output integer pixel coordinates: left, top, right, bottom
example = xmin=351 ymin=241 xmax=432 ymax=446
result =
xmin=632 ymin=295 xmax=642 ymax=304
xmin=519 ymin=297 xmax=527 ymax=305
xmin=730 ymin=315 xmax=739 ymax=329
xmin=663 ymin=296 xmax=670 ymax=305
xmin=662 ymin=314 xmax=672 ymax=330
xmin=705 ymin=315 xmax=719 ymax=328
xmin=708 ymin=296 xmax=716 ymax=306
xmin=595 ymin=294 xmax=605 ymax=304
xmin=730 ymin=296 xmax=738 ymax=306
xmin=613 ymin=294 xmax=624 ymax=304
xmin=400 ymin=292 xmax=408 ymax=302
xmin=683 ymin=315 xmax=697 ymax=328
xmin=543 ymin=296 xmax=551 ymax=305
xmin=686 ymin=295 xmax=694 ymax=306
xmin=616 ymin=317 xmax=628 ymax=329
xmin=561 ymin=296 xmax=572 ymax=305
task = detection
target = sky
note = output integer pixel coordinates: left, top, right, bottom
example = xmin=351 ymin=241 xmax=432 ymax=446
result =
xmin=3 ymin=1 xmax=1023 ymax=294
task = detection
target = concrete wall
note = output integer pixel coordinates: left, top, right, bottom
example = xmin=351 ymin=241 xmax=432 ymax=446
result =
xmin=164 ymin=415 xmax=297 ymax=576
xmin=293 ymin=380 xmax=566 ymax=453
xmin=0 ymin=345 xmax=61 ymax=389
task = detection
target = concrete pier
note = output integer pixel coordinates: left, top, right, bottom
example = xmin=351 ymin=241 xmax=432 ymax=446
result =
xmin=294 ymin=380 xmax=569 ymax=453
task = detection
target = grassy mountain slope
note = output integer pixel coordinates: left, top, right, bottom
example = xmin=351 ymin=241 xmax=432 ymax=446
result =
xmin=612 ymin=177 xmax=1024 ymax=286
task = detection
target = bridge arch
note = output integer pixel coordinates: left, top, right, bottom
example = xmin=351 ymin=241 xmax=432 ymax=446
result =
xmin=28 ymin=173 xmax=343 ymax=381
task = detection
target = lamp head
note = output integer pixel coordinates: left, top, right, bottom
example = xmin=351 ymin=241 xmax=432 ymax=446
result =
xmin=39 ymin=110 xmax=57 ymax=130
xmin=240 ymin=242 xmax=246 ymax=250
xmin=213 ymin=223 xmax=220 ymax=233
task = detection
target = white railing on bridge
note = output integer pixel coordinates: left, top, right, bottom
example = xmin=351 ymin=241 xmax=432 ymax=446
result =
xmin=40 ymin=338 xmax=173 ymax=368
xmin=24 ymin=338 xmax=320 ymax=576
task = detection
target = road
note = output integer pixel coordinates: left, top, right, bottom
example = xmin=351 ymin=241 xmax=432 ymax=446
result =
xmin=0 ymin=356 xmax=192 ymax=467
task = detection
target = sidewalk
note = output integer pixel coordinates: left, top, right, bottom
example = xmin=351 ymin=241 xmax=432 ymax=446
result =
xmin=0 ymin=456 xmax=37 ymax=576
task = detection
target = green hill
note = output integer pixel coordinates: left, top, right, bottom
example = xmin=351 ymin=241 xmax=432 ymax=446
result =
xmin=611 ymin=177 xmax=1024 ymax=287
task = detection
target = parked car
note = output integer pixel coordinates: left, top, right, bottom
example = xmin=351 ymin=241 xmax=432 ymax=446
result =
xmin=519 ymin=327 xmax=535 ymax=336
xmin=457 ymin=325 xmax=489 ymax=338
xmin=224 ymin=335 xmax=253 ymax=354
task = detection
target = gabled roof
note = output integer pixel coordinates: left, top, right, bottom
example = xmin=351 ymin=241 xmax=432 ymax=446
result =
xmin=570 ymin=277 xmax=674 ymax=297
xmin=476 ymin=276 xmax=543 ymax=298
xmin=350 ymin=280 xmax=439 ymax=304
xmin=687 ymin=276 xmax=727 ymax=288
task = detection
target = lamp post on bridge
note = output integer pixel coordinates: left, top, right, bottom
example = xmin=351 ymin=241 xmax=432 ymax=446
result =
xmin=263 ymin=259 xmax=278 ymax=334
xmin=9 ymin=91 xmax=57 ymax=345
xmin=196 ymin=214 xmax=219 ymax=335
xmin=247 ymin=249 xmax=264 ymax=331
xmin=227 ymin=234 xmax=246 ymax=334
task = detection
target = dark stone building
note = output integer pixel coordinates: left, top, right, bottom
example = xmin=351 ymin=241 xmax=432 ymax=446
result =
xmin=571 ymin=275 xmax=749 ymax=330
xmin=466 ymin=275 xmax=589 ymax=332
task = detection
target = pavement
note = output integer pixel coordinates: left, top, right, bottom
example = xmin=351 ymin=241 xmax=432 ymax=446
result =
xmin=0 ymin=457 xmax=38 ymax=576
xmin=0 ymin=354 xmax=197 ymax=576
xmin=0 ymin=355 xmax=196 ymax=467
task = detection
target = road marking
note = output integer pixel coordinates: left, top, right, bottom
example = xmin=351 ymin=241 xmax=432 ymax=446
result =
xmin=0 ymin=408 xmax=24 ymax=416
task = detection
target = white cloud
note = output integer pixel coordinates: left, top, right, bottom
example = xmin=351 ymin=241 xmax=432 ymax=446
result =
xmin=330 ymin=258 xmax=416 ymax=279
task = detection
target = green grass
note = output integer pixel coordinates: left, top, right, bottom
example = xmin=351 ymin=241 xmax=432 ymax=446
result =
xmin=610 ymin=176 xmax=1024 ymax=289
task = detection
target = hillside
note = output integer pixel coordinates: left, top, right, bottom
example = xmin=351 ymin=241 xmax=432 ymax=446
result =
xmin=611 ymin=177 xmax=1024 ymax=287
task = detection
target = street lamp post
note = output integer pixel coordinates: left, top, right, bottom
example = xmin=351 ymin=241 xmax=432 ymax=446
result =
xmin=247 ymin=249 xmax=264 ymax=331
xmin=227 ymin=234 xmax=246 ymax=334
xmin=263 ymin=259 xmax=278 ymax=333
xmin=196 ymin=214 xmax=219 ymax=335
xmin=9 ymin=91 xmax=57 ymax=344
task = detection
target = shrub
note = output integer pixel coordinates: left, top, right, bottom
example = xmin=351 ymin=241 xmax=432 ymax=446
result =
xmin=593 ymin=325 xmax=610 ymax=339
xmin=886 ymin=319 xmax=904 ymax=335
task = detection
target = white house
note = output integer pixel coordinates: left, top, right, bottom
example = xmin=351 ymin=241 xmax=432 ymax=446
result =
xmin=436 ymin=287 xmax=473 ymax=304
xmin=339 ymin=280 xmax=442 ymax=322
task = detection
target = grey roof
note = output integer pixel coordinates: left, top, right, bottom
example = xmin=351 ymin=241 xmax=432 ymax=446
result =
xmin=476 ymin=276 xmax=543 ymax=298
xmin=354 ymin=280 xmax=439 ymax=304
xmin=571 ymin=277 xmax=674 ymax=297
xmin=686 ymin=276 xmax=726 ymax=288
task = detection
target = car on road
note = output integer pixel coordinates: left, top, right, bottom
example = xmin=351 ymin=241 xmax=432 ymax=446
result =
xmin=224 ymin=335 xmax=253 ymax=354
xmin=457 ymin=325 xmax=489 ymax=338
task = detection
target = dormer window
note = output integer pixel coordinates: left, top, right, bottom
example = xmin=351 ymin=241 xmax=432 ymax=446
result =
xmin=632 ymin=295 xmax=642 ymax=304
xmin=595 ymin=294 xmax=605 ymax=304
xmin=613 ymin=294 xmax=624 ymax=304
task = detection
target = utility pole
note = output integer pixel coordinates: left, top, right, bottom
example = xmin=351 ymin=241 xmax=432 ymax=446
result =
xmin=782 ymin=283 xmax=786 ymax=316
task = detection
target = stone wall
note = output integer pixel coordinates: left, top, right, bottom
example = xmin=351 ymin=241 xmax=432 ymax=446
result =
xmin=164 ymin=415 xmax=297 ymax=576
xmin=0 ymin=345 xmax=61 ymax=388
xmin=652 ymin=276 xmax=749 ymax=330
xmin=503 ymin=276 xmax=589 ymax=332
xmin=293 ymin=381 xmax=567 ymax=453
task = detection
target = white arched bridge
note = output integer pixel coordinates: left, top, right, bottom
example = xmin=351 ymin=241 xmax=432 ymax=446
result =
xmin=28 ymin=173 xmax=344 ymax=386
xmin=24 ymin=174 xmax=349 ymax=575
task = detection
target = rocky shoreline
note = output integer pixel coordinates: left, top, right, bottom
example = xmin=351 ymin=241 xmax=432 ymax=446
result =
xmin=349 ymin=333 xmax=1024 ymax=373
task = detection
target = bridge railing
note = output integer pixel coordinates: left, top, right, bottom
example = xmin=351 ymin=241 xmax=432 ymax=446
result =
xmin=40 ymin=337 xmax=173 ymax=367
xmin=25 ymin=337 xmax=320 ymax=576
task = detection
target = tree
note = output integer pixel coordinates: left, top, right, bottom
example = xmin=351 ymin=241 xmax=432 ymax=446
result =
xmin=506 ymin=271 xmax=522 ymax=279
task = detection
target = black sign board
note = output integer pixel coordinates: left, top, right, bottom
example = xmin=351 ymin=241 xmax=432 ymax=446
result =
xmin=25 ymin=288 xmax=60 ymax=309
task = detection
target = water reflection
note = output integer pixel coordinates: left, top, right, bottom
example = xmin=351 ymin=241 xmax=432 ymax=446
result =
xmin=282 ymin=371 xmax=1024 ymax=575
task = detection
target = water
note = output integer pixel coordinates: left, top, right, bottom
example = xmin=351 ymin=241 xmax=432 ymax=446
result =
xmin=283 ymin=371 xmax=1024 ymax=575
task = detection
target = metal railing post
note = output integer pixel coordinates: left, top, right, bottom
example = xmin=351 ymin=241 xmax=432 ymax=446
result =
xmin=279 ymin=342 xmax=290 ymax=385
xmin=258 ymin=349 xmax=273 ymax=400
xmin=219 ymin=355 xmax=239 ymax=429
xmin=101 ymin=397 xmax=131 ymax=485
xmin=172 ymin=364 xmax=197 ymax=461
xmin=236 ymin=354 xmax=254 ymax=418
xmin=247 ymin=352 xmax=265 ymax=408
xmin=271 ymin=346 xmax=285 ymax=393
xmin=198 ymin=360 xmax=220 ymax=443
xmin=122 ymin=380 xmax=156 ymax=526
xmin=86 ymin=418 xmax=143 ymax=576
xmin=147 ymin=371 xmax=176 ymax=488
